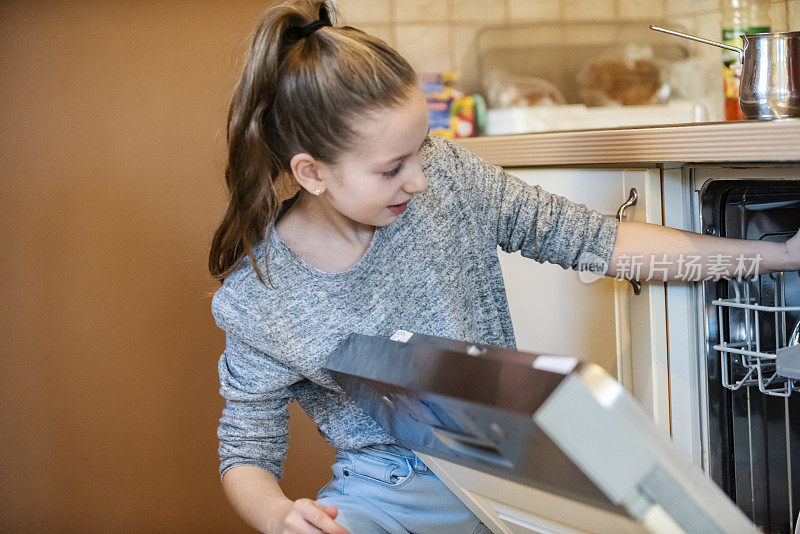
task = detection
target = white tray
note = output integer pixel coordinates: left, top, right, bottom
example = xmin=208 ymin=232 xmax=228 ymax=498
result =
xmin=485 ymin=100 xmax=710 ymax=135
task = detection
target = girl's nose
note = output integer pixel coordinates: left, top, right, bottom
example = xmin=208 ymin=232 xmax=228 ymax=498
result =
xmin=404 ymin=169 xmax=428 ymax=195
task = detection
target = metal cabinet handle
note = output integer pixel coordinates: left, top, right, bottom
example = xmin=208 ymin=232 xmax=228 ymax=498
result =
xmin=617 ymin=188 xmax=642 ymax=296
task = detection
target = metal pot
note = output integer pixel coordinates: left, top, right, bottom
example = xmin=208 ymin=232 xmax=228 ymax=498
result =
xmin=651 ymin=26 xmax=800 ymax=120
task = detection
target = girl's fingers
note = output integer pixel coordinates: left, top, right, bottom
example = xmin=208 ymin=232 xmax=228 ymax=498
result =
xmin=284 ymin=514 xmax=321 ymax=534
xmin=295 ymin=499 xmax=351 ymax=534
xmin=315 ymin=503 xmax=338 ymax=518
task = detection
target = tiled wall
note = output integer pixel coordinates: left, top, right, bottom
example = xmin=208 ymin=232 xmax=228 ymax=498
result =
xmin=335 ymin=0 xmax=796 ymax=93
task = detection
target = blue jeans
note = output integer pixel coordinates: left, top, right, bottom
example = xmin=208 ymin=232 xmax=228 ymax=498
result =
xmin=316 ymin=443 xmax=492 ymax=534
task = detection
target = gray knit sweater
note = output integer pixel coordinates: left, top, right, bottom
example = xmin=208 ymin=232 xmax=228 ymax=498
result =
xmin=211 ymin=135 xmax=619 ymax=482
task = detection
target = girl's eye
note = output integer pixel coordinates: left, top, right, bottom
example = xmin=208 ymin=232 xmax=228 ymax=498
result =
xmin=382 ymin=162 xmax=404 ymax=178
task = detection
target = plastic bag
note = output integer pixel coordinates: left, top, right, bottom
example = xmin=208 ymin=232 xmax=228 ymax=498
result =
xmin=483 ymin=70 xmax=566 ymax=109
xmin=576 ymin=44 xmax=669 ymax=106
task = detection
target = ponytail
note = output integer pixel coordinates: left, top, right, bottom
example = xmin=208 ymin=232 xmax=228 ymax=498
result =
xmin=208 ymin=0 xmax=417 ymax=288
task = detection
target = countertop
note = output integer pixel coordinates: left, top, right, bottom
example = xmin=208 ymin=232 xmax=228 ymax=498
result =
xmin=453 ymin=119 xmax=800 ymax=167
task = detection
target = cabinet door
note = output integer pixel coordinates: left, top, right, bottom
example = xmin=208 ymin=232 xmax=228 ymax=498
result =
xmin=614 ymin=169 xmax=669 ymax=433
xmin=497 ymin=168 xmax=668 ymax=431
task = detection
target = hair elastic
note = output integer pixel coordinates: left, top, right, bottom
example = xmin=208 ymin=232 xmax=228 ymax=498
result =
xmin=287 ymin=18 xmax=331 ymax=43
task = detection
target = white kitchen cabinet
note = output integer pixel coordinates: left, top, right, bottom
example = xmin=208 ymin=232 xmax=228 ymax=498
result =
xmin=496 ymin=167 xmax=669 ymax=431
xmin=413 ymin=168 xmax=670 ymax=534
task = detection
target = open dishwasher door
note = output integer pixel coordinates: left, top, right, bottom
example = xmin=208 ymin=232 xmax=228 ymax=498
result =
xmin=325 ymin=331 xmax=757 ymax=534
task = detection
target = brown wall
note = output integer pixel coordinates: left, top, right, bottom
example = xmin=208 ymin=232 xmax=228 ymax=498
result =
xmin=0 ymin=2 xmax=334 ymax=531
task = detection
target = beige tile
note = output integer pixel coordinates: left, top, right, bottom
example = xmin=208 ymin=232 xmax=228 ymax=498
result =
xmin=663 ymin=12 xmax=722 ymax=55
xmin=664 ymin=0 xmax=687 ymax=16
xmin=355 ymin=23 xmax=397 ymax=46
xmin=453 ymin=23 xmax=482 ymax=68
xmin=691 ymin=0 xmax=718 ymax=14
xmin=789 ymin=0 xmax=800 ymax=29
xmin=508 ymin=0 xmax=561 ymax=21
xmin=561 ymin=22 xmax=618 ymax=44
xmin=563 ymin=0 xmax=614 ymax=20
xmin=617 ymin=0 xmax=664 ymax=19
xmin=694 ymin=10 xmax=722 ymax=40
xmin=664 ymin=0 xmax=691 ymax=16
xmin=452 ymin=0 xmax=507 ymax=22
xmin=664 ymin=0 xmax=717 ymax=16
xmin=668 ymin=14 xmax=700 ymax=34
xmin=395 ymin=23 xmax=453 ymax=73
xmin=479 ymin=24 xmax=566 ymax=48
xmin=689 ymin=11 xmax=722 ymax=63
xmin=768 ymin=1 xmax=790 ymax=31
xmin=395 ymin=0 xmax=449 ymax=22
xmin=672 ymin=12 xmax=723 ymax=60
xmin=659 ymin=17 xmax=693 ymax=36
xmin=336 ymin=0 xmax=392 ymax=24
xmin=452 ymin=23 xmax=482 ymax=91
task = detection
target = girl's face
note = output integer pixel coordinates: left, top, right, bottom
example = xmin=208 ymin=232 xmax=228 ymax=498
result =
xmin=322 ymin=86 xmax=431 ymax=227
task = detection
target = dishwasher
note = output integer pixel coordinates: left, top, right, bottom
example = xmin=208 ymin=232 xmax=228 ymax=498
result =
xmin=321 ymin=165 xmax=800 ymax=533
xmin=697 ymin=171 xmax=800 ymax=533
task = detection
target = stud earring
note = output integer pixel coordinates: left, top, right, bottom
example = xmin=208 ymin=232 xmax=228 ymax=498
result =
xmin=313 ymin=189 xmax=321 ymax=195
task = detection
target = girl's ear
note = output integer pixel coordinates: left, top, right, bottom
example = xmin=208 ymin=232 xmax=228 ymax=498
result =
xmin=289 ymin=152 xmax=327 ymax=195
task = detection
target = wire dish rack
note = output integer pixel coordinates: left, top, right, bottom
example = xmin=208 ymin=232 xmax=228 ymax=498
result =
xmin=712 ymin=271 xmax=800 ymax=397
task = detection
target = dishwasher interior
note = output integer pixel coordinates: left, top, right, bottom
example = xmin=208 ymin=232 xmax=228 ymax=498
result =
xmin=699 ymin=178 xmax=800 ymax=533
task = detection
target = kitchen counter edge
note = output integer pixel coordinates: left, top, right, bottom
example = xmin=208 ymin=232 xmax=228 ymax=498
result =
xmin=453 ymin=119 xmax=800 ymax=167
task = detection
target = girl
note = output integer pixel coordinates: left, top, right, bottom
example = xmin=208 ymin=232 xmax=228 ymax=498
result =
xmin=208 ymin=1 xmax=800 ymax=533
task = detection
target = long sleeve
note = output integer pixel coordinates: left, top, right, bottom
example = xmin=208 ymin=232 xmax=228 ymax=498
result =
xmin=212 ymin=280 xmax=303 ymax=482
xmin=217 ymin=332 xmax=300 ymax=482
xmin=435 ymin=136 xmax=619 ymax=272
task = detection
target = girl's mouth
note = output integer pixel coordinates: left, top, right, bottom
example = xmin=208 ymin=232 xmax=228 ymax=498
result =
xmin=387 ymin=201 xmax=408 ymax=215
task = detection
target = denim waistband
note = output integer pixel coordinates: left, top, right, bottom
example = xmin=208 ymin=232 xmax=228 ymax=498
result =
xmin=355 ymin=443 xmax=429 ymax=474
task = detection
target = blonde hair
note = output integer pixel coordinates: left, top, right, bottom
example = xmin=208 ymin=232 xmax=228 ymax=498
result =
xmin=208 ymin=0 xmax=418 ymax=287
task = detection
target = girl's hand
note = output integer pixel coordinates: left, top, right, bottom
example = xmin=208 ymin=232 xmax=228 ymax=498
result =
xmin=273 ymin=498 xmax=350 ymax=534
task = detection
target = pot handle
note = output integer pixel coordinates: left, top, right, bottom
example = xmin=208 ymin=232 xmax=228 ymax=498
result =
xmin=650 ymin=25 xmax=743 ymax=60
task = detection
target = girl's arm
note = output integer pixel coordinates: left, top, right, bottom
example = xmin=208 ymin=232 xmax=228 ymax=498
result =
xmin=222 ymin=466 xmax=293 ymax=532
xmin=212 ymin=288 xmax=349 ymax=533
xmin=607 ymin=221 xmax=800 ymax=282
xmin=432 ymin=137 xmax=617 ymax=271
xmin=432 ymin=136 xmax=800 ymax=282
xmin=222 ymin=466 xmax=345 ymax=533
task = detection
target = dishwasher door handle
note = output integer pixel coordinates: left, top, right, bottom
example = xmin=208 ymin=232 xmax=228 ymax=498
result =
xmin=430 ymin=427 xmax=513 ymax=468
